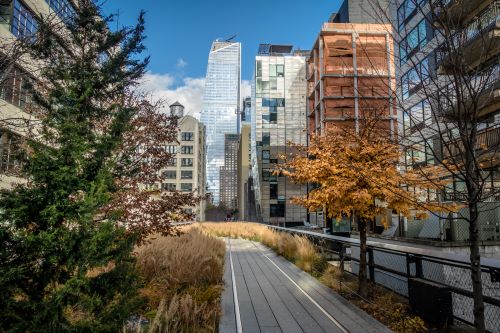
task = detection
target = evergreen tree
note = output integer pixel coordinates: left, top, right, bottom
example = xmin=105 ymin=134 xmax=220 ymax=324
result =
xmin=0 ymin=1 xmax=149 ymax=331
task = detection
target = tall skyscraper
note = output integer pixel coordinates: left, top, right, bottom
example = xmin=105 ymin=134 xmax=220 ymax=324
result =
xmin=251 ymin=44 xmax=308 ymax=226
xmin=200 ymin=40 xmax=241 ymax=204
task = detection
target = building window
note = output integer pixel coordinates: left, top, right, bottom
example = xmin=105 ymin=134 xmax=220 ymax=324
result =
xmin=181 ymin=183 xmax=192 ymax=192
xmin=401 ymin=57 xmax=429 ymax=100
xmin=166 ymin=145 xmax=177 ymax=154
xmin=181 ymin=145 xmax=193 ymax=154
xmin=262 ymin=169 xmax=270 ymax=181
xmin=262 ymin=132 xmax=270 ymax=146
xmin=399 ymin=20 xmax=429 ymax=64
xmin=0 ymin=66 xmax=33 ymax=110
xmin=405 ymin=139 xmax=434 ymax=168
xmin=181 ymin=158 xmax=193 ymax=167
xmin=403 ymin=100 xmax=431 ymax=134
xmin=181 ymin=170 xmax=192 ymax=179
xmin=270 ymin=203 xmax=285 ymax=217
xmin=262 ymin=150 xmax=270 ymax=161
xmin=11 ymin=0 xmax=38 ymax=40
xmin=162 ymin=183 xmax=176 ymax=191
xmin=166 ymin=158 xmax=177 ymax=166
xmin=0 ymin=130 xmax=24 ymax=174
xmin=270 ymin=183 xmax=278 ymax=199
xmin=256 ymin=60 xmax=262 ymax=77
xmin=397 ymin=0 xmax=426 ymax=31
xmin=45 ymin=0 xmax=76 ymax=22
xmin=181 ymin=132 xmax=194 ymax=141
xmin=163 ymin=170 xmax=176 ymax=179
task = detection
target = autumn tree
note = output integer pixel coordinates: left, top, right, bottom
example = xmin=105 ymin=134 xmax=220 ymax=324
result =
xmin=279 ymin=120 xmax=453 ymax=298
xmin=0 ymin=1 xmax=199 ymax=330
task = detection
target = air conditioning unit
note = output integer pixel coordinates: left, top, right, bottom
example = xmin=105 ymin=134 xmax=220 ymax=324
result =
xmin=408 ymin=278 xmax=453 ymax=326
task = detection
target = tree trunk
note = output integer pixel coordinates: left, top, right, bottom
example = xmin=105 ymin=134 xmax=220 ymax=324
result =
xmin=357 ymin=213 xmax=369 ymax=298
xmin=468 ymin=201 xmax=486 ymax=333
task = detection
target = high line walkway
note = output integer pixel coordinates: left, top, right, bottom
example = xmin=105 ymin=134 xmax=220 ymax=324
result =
xmin=220 ymin=238 xmax=392 ymax=333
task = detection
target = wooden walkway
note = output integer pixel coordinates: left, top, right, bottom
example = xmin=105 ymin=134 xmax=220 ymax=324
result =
xmin=220 ymin=238 xmax=393 ymax=333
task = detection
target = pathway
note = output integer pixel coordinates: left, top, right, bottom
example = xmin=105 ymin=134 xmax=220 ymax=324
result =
xmin=220 ymin=238 xmax=393 ymax=333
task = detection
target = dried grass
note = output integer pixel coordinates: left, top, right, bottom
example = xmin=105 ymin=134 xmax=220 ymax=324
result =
xmin=190 ymin=222 xmax=327 ymax=275
xmin=128 ymin=227 xmax=225 ymax=333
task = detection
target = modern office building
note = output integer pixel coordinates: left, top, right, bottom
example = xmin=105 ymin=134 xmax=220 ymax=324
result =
xmin=1 ymin=0 xmax=77 ymax=189
xmin=219 ymin=133 xmax=239 ymax=210
xmin=161 ymin=102 xmax=206 ymax=221
xmin=200 ymin=40 xmax=241 ymax=204
xmin=251 ymin=44 xmax=308 ymax=225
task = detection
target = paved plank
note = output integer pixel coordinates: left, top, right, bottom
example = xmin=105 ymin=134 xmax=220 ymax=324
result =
xmin=236 ymin=248 xmax=279 ymax=328
xmin=251 ymin=241 xmax=393 ymax=333
xmin=232 ymin=240 xmax=261 ymax=332
xmin=220 ymin=238 xmax=393 ymax=333
xmin=234 ymin=239 xmax=304 ymax=333
xmin=246 ymin=249 xmax=325 ymax=333
xmin=248 ymin=249 xmax=345 ymax=333
xmin=219 ymin=247 xmax=237 ymax=333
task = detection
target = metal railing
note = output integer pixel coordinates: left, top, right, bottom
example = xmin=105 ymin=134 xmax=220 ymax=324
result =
xmin=267 ymin=225 xmax=500 ymax=332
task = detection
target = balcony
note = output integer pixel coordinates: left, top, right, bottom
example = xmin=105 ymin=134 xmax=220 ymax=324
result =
xmin=437 ymin=2 xmax=500 ymax=72
xmin=437 ymin=63 xmax=500 ymax=119
xmin=444 ymin=125 xmax=500 ymax=160
xmin=434 ymin=0 xmax=497 ymax=27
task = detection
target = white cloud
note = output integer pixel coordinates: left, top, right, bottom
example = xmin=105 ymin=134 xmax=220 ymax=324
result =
xmin=138 ymin=72 xmax=205 ymax=118
xmin=176 ymin=58 xmax=188 ymax=68
xmin=138 ymin=73 xmax=252 ymax=119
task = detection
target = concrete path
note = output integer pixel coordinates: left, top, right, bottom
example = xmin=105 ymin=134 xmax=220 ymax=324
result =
xmin=219 ymin=238 xmax=393 ymax=333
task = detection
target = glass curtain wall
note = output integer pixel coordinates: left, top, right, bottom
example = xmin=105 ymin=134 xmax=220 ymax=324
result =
xmin=200 ymin=41 xmax=241 ymax=204
xmin=251 ymin=48 xmax=307 ymax=225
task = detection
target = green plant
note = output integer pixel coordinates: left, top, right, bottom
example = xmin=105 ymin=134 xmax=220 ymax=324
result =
xmin=0 ymin=2 xmax=148 ymax=331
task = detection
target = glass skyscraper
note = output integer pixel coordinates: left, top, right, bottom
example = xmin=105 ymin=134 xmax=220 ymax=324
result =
xmin=200 ymin=40 xmax=241 ymax=204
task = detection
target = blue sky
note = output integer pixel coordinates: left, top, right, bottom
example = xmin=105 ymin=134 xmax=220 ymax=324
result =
xmin=100 ymin=0 xmax=342 ymax=116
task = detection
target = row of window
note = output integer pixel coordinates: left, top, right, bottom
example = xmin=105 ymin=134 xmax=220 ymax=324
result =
xmin=161 ymin=183 xmax=192 ymax=192
xmin=397 ymin=0 xmax=426 ymax=32
xmin=165 ymin=145 xmax=194 ymax=154
xmin=401 ymin=57 xmax=430 ymax=100
xmin=7 ymin=0 xmax=75 ymax=41
xmin=256 ymin=61 xmax=285 ymax=78
xmin=11 ymin=0 xmax=38 ymax=40
xmin=166 ymin=158 xmax=194 ymax=167
xmin=0 ymin=130 xmax=23 ymax=174
xmin=399 ymin=19 xmax=430 ymax=65
xmin=45 ymin=0 xmax=76 ymax=22
xmin=0 ymin=65 xmax=33 ymax=110
xmin=181 ymin=132 xmax=194 ymax=141
xmin=163 ymin=170 xmax=193 ymax=179
xmin=402 ymin=99 xmax=432 ymax=134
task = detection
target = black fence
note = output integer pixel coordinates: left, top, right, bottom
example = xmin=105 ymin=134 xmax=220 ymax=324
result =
xmin=267 ymin=225 xmax=500 ymax=332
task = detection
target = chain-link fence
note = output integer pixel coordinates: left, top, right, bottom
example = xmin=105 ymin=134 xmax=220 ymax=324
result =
xmin=268 ymin=225 xmax=500 ymax=333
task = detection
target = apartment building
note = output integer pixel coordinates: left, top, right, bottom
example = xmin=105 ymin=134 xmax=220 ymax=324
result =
xmin=162 ymin=102 xmax=206 ymax=221
xmin=251 ymin=44 xmax=308 ymax=226
xmin=1 ymin=0 xmax=77 ymax=189
xmin=395 ymin=0 xmax=500 ymax=242
xmin=306 ymin=11 xmax=396 ymax=231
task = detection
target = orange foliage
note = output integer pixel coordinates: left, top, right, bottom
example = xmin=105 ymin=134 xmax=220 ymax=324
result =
xmin=278 ymin=121 xmax=457 ymax=224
